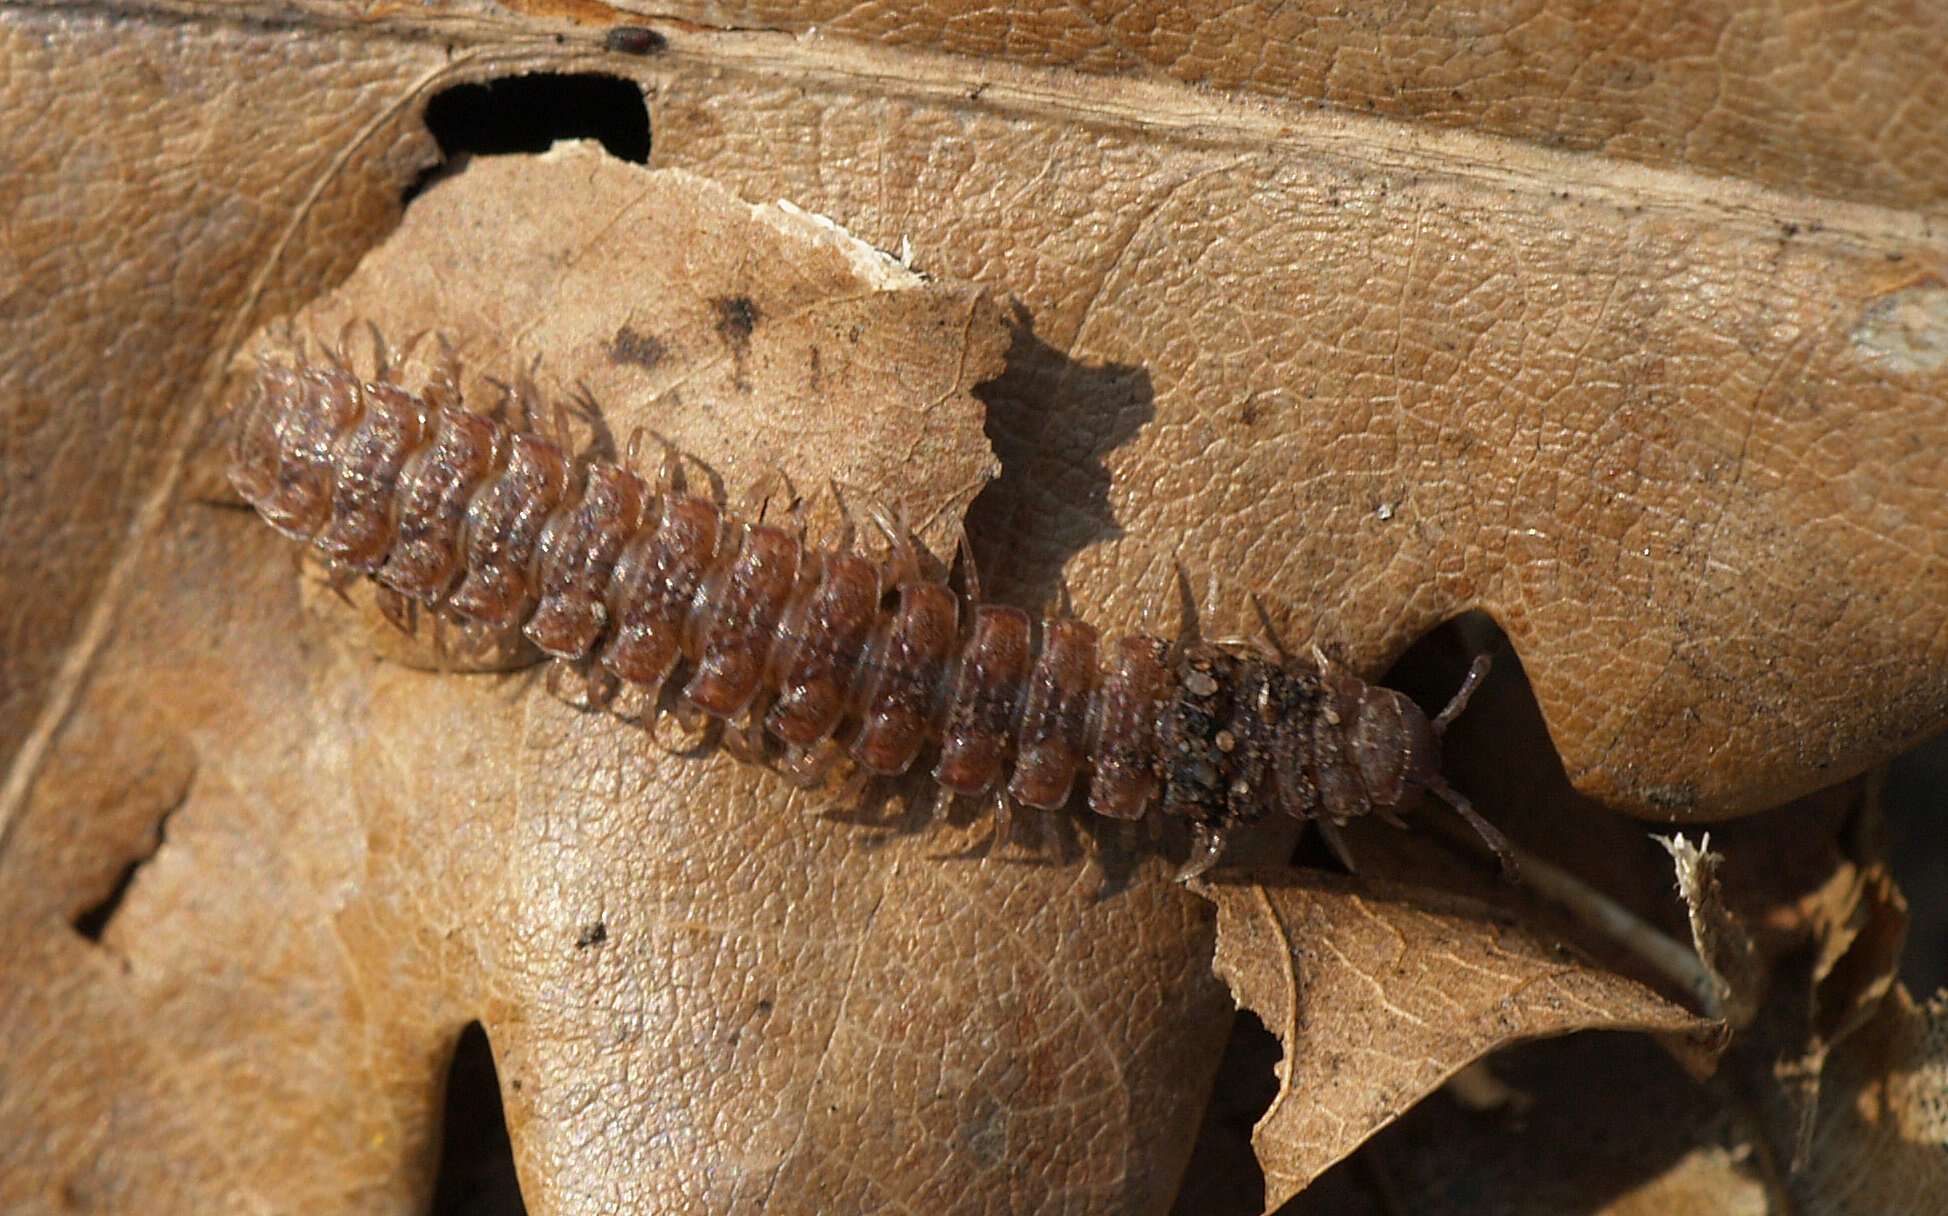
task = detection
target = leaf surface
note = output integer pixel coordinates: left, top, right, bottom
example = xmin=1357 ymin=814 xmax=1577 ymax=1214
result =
xmin=1201 ymin=868 xmax=1712 ymax=1207
xmin=4 ymin=4 xmax=1948 ymax=1214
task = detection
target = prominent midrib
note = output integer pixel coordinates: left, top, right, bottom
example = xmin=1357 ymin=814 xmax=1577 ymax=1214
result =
xmin=10 ymin=0 xmax=1945 ymax=249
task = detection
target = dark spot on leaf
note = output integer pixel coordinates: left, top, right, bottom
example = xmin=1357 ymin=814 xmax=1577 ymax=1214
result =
xmin=602 ymin=26 xmax=667 ymax=56
xmin=713 ymin=295 xmax=760 ymax=346
xmin=608 ymin=325 xmax=666 ymax=369
xmin=1641 ymin=782 xmax=1700 ymax=811
xmin=575 ymin=921 xmax=607 ymax=948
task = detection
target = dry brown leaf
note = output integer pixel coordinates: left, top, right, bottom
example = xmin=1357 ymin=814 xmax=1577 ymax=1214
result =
xmin=1662 ymin=834 xmax=1766 ymax=1029
xmin=1793 ymin=985 xmax=1948 ymax=1215
xmin=1200 ymin=866 xmax=1713 ymax=1208
xmin=647 ymin=19 xmax=1948 ymax=819
xmin=7 ymin=3 xmax=1948 ymax=1213
xmin=1284 ymin=1031 xmax=1779 ymax=1216
xmin=0 ymin=148 xmax=1244 ymax=1213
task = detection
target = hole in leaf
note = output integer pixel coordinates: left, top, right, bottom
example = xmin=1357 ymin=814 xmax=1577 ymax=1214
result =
xmin=72 ymin=858 xmax=141 ymax=943
xmin=409 ymin=73 xmax=651 ymax=202
xmin=72 ymin=796 xmax=184 ymax=944
xmin=430 ymin=1022 xmax=526 ymax=1216
xmin=1171 ymin=1009 xmax=1278 ymax=1215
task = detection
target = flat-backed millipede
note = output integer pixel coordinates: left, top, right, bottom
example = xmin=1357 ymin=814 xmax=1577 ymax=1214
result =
xmin=227 ymin=350 xmax=1514 ymax=879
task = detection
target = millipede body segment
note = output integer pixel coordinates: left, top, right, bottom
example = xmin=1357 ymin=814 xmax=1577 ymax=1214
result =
xmin=228 ymin=354 xmax=1511 ymax=876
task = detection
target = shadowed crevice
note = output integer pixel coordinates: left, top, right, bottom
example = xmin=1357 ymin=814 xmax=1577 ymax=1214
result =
xmin=430 ymin=1022 xmax=527 ymax=1216
xmin=1169 ymin=1009 xmax=1277 ymax=1215
xmin=71 ymin=790 xmax=187 ymax=944
xmin=407 ymin=73 xmax=651 ymax=204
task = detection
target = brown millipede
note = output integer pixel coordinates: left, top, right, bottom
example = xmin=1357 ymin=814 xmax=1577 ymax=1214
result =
xmin=228 ymin=346 xmax=1513 ymax=880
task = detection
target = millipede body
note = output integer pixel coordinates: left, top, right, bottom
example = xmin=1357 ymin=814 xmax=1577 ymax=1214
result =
xmin=228 ymin=354 xmax=1511 ymax=877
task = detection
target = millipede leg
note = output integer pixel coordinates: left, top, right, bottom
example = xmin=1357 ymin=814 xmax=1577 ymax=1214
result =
xmin=648 ymin=695 xmax=715 ymax=756
xmin=1429 ymin=777 xmax=1518 ymax=880
xmin=952 ymin=521 xmax=982 ymax=603
xmin=825 ymin=479 xmax=858 ymax=554
xmin=425 ymin=334 xmax=462 ymax=411
xmin=323 ymin=319 xmax=358 ymax=373
xmin=1175 ymin=822 xmax=1230 ymax=882
xmin=582 ymin=662 xmax=619 ymax=710
xmin=376 ymin=325 xmax=427 ymax=384
xmin=723 ymin=713 xmax=767 ymax=765
xmin=322 ymin=562 xmax=361 ymax=609
xmin=1248 ymin=594 xmax=1294 ymax=661
xmin=611 ymin=673 xmax=666 ymax=726
xmin=1316 ymin=819 xmax=1360 ymax=873
xmin=739 ymin=469 xmax=794 ymax=523
xmin=827 ymin=766 xmax=875 ymax=815
xmin=926 ymin=783 xmax=959 ymax=823
xmin=780 ymin=741 xmax=841 ymax=787
xmin=1432 ymin=655 xmax=1493 ymax=735
xmin=987 ymin=786 xmax=1014 ymax=849
xmin=375 ymin=585 xmax=416 ymax=636
xmin=874 ymin=506 xmax=921 ymax=585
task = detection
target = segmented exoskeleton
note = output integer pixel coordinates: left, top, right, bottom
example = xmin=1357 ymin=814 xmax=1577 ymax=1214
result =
xmin=227 ymin=347 xmax=1513 ymax=879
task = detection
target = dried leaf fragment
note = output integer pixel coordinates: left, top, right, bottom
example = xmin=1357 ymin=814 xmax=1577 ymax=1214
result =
xmin=3 ymin=141 xmax=1245 ymax=1216
xmin=1201 ymin=867 xmax=1713 ymax=1210
xmin=1792 ymin=987 xmax=1948 ymax=1215
xmin=1661 ymin=833 xmax=1765 ymax=1029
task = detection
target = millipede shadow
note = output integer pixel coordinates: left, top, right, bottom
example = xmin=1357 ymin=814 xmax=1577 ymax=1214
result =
xmin=964 ymin=306 xmax=1156 ymax=610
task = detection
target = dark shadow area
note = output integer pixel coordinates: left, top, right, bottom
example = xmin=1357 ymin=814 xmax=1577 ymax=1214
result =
xmin=407 ymin=74 xmax=651 ymax=203
xmin=1170 ymin=1010 xmax=1277 ymax=1215
xmin=71 ymin=794 xmax=184 ymax=944
xmin=1283 ymin=1032 xmax=1721 ymax=1215
xmin=1882 ymin=728 xmax=1948 ymax=994
xmin=71 ymin=860 xmax=139 ymax=943
xmin=430 ymin=1022 xmax=526 ymax=1216
xmin=962 ymin=307 xmax=1156 ymax=610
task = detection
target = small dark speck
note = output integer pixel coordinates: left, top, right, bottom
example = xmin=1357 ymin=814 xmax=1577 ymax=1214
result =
xmin=609 ymin=324 xmax=667 ymax=369
xmin=713 ymin=295 xmax=760 ymax=344
xmin=1240 ymin=401 xmax=1260 ymax=426
xmin=603 ymin=25 xmax=667 ymax=55
xmin=511 ymin=1078 xmax=524 ymax=1091
xmin=576 ymin=921 xmax=607 ymax=948
xmin=1781 ymin=222 xmax=1800 ymax=238
xmin=756 ymin=998 xmax=775 ymax=1014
